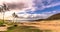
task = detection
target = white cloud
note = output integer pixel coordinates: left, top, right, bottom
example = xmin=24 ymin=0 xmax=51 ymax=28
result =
xmin=16 ymin=14 xmax=48 ymax=20
xmin=0 ymin=0 xmax=60 ymax=20
xmin=0 ymin=12 xmax=48 ymax=20
xmin=0 ymin=10 xmax=59 ymax=20
xmin=34 ymin=0 xmax=60 ymax=10
xmin=46 ymin=2 xmax=60 ymax=8
xmin=0 ymin=0 xmax=36 ymax=20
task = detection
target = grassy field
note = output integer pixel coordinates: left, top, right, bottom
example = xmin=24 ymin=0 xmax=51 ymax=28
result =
xmin=7 ymin=26 xmax=52 ymax=32
xmin=7 ymin=26 xmax=42 ymax=32
xmin=0 ymin=20 xmax=59 ymax=32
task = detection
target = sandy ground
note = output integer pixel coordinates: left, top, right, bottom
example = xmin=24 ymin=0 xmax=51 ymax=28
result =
xmin=18 ymin=20 xmax=60 ymax=32
xmin=0 ymin=27 xmax=7 ymax=31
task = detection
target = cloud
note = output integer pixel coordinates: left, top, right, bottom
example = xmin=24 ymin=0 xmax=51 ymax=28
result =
xmin=0 ymin=10 xmax=60 ymax=20
xmin=34 ymin=0 xmax=60 ymax=10
xmin=16 ymin=14 xmax=48 ymax=20
xmin=0 ymin=0 xmax=35 ymax=12
xmin=0 ymin=0 xmax=60 ymax=20
xmin=0 ymin=0 xmax=60 ymax=12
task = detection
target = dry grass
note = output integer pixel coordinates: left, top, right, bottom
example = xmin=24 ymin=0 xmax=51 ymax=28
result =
xmin=0 ymin=20 xmax=60 ymax=32
xmin=19 ymin=20 xmax=60 ymax=32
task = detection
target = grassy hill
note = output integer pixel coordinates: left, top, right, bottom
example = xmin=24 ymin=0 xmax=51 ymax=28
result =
xmin=47 ymin=13 xmax=60 ymax=20
xmin=33 ymin=13 xmax=60 ymax=21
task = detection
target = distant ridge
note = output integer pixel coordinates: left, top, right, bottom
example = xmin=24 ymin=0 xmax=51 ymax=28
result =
xmin=34 ymin=13 xmax=60 ymax=21
xmin=47 ymin=13 xmax=60 ymax=20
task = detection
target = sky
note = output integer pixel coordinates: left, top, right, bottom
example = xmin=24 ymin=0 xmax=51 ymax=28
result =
xmin=0 ymin=0 xmax=60 ymax=20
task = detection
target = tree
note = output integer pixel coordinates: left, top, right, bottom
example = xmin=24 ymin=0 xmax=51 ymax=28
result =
xmin=12 ymin=12 xmax=18 ymax=23
xmin=3 ymin=3 xmax=10 ymax=23
xmin=0 ymin=3 xmax=9 ymax=24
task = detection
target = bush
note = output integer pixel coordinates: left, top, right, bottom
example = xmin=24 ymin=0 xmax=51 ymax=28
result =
xmin=14 ymin=25 xmax=18 ymax=27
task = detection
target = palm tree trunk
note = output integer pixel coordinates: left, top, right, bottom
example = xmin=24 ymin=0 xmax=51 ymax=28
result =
xmin=13 ymin=17 xmax=15 ymax=23
xmin=3 ymin=12 xmax=5 ymax=24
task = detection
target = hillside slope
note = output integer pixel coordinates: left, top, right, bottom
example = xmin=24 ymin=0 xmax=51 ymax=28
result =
xmin=47 ymin=13 xmax=60 ymax=20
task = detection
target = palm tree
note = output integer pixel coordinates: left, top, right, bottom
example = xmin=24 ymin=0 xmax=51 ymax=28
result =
xmin=3 ymin=3 xmax=9 ymax=24
xmin=0 ymin=5 xmax=5 ymax=24
xmin=0 ymin=5 xmax=3 ymax=12
xmin=0 ymin=3 xmax=9 ymax=24
xmin=12 ymin=12 xmax=18 ymax=23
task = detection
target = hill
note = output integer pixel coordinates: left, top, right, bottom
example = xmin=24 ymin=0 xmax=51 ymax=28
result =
xmin=47 ymin=13 xmax=60 ymax=20
xmin=34 ymin=13 xmax=60 ymax=21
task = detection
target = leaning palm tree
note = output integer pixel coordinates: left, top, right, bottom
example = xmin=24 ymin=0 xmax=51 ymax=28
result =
xmin=0 ymin=3 xmax=9 ymax=24
xmin=12 ymin=12 xmax=18 ymax=23
xmin=3 ymin=3 xmax=9 ymax=23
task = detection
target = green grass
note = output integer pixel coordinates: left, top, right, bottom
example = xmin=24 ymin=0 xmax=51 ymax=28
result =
xmin=0 ymin=21 xmax=3 ymax=25
xmin=0 ymin=20 xmax=4 ymax=26
xmin=7 ymin=26 xmax=43 ymax=32
xmin=44 ymin=30 xmax=52 ymax=32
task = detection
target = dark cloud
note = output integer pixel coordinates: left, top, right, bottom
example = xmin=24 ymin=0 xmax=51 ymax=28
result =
xmin=7 ymin=2 xmax=27 ymax=10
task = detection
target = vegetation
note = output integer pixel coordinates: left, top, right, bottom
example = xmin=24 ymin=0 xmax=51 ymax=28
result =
xmin=7 ymin=26 xmax=43 ymax=32
xmin=44 ymin=30 xmax=52 ymax=32
xmin=32 ymin=13 xmax=60 ymax=21
xmin=6 ymin=26 xmax=52 ymax=32
xmin=0 ymin=20 xmax=6 ymax=27
xmin=0 ymin=20 xmax=53 ymax=32
xmin=47 ymin=13 xmax=60 ymax=20
xmin=0 ymin=20 xmax=3 ymax=26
